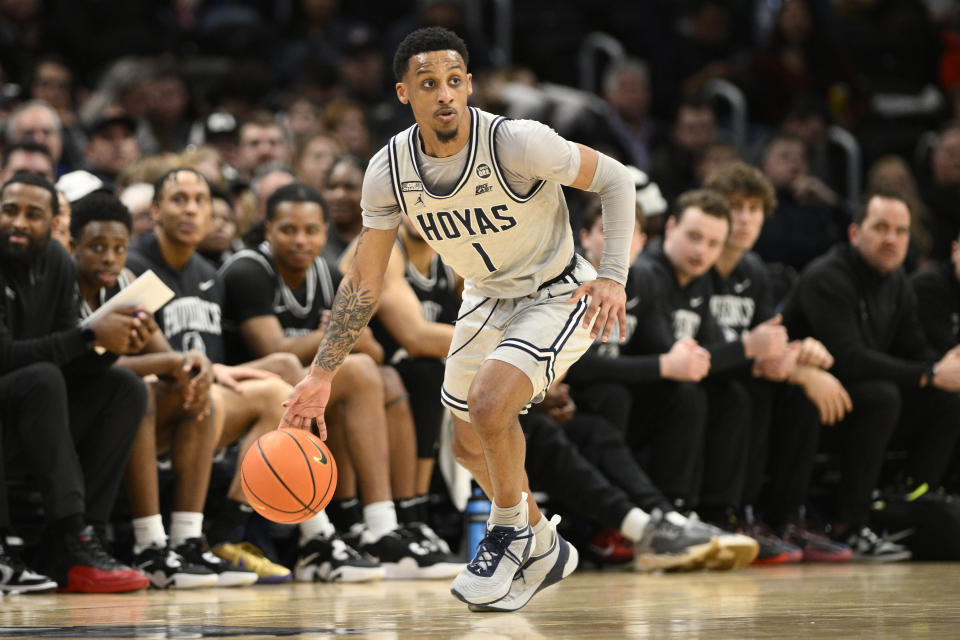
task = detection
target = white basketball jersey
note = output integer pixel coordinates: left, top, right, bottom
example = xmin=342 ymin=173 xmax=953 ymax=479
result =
xmin=387 ymin=107 xmax=574 ymax=298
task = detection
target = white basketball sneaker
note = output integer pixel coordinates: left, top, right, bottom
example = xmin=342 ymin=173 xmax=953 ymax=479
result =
xmin=468 ymin=515 xmax=578 ymax=613
xmin=450 ymin=521 xmax=534 ymax=606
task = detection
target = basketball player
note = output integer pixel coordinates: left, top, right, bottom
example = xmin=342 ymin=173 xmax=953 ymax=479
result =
xmin=70 ymin=191 xmax=261 ymax=588
xmin=220 ymin=181 xmax=458 ymax=580
xmin=125 ymin=168 xmax=297 ymax=582
xmin=281 ymin=27 xmax=636 ymax=611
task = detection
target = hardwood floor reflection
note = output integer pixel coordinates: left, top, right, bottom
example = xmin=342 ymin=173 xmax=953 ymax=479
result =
xmin=1 ymin=563 xmax=958 ymax=639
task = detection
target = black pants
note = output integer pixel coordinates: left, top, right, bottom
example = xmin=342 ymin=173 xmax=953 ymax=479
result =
xmin=395 ymin=357 xmax=445 ymax=459
xmin=1 ymin=362 xmax=146 ymax=527
xmin=625 ymin=381 xmax=708 ymax=508
xmin=569 ymin=381 xmax=633 ymax=434
xmin=627 ymin=379 xmax=750 ymax=511
xmin=522 ymin=412 xmax=671 ymax=531
xmin=832 ymin=380 xmax=960 ymax=526
xmin=741 ymin=378 xmax=821 ymax=522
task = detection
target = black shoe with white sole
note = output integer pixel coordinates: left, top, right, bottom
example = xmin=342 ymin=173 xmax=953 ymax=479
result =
xmin=133 ymin=544 xmax=219 ymax=589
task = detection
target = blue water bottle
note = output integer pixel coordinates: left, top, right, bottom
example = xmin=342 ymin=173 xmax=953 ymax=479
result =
xmin=463 ymin=487 xmax=491 ymax=560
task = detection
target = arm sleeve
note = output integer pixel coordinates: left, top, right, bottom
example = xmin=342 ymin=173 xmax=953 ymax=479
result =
xmin=360 ymin=146 xmax=403 ymax=231
xmin=799 ymin=269 xmax=928 ymax=385
xmin=584 ymin=153 xmax=635 ymax=285
xmin=221 ymin=258 xmax=280 ymax=323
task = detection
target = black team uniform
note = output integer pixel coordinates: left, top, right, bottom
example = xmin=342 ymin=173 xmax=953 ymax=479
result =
xmin=220 ymin=241 xmax=340 ymax=365
xmin=126 ymin=231 xmax=225 ymax=361
xmin=783 ymin=245 xmax=960 ymax=530
xmin=707 ymin=252 xmax=820 ymax=527
xmin=0 ymin=240 xmax=147 ymax=591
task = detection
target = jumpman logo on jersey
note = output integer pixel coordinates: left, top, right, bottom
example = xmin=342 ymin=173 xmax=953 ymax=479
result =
xmin=415 ymin=195 xmax=425 ymax=207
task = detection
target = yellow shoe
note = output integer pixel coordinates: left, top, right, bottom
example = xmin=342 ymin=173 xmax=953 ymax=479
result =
xmin=212 ymin=542 xmax=292 ymax=583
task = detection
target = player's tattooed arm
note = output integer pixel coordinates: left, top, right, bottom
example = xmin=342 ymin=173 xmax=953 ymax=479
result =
xmin=312 ymin=279 xmax=376 ymax=371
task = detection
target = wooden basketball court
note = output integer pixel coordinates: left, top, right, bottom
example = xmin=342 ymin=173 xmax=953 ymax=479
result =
xmin=1 ymin=563 xmax=958 ymax=638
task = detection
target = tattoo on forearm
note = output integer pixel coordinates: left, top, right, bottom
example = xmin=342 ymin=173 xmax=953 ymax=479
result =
xmin=312 ymin=279 xmax=376 ymax=371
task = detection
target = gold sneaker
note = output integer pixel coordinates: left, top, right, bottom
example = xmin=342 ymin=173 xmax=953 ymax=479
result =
xmin=212 ymin=542 xmax=292 ymax=583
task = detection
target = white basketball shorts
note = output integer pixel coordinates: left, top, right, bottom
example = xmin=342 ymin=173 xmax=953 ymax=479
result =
xmin=440 ymin=255 xmax=598 ymax=422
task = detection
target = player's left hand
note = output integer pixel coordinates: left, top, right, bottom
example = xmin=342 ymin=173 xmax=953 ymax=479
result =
xmin=569 ymin=277 xmax=626 ymax=342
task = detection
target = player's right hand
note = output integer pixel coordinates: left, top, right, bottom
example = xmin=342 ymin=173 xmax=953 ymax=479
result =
xmin=279 ymin=367 xmax=334 ymax=440
xmin=89 ymin=305 xmax=148 ymax=354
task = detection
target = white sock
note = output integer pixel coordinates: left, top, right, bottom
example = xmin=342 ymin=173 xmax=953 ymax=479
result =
xmin=132 ymin=514 xmax=167 ymax=553
xmin=299 ymin=511 xmax=336 ymax=546
xmin=489 ymin=492 xmax=528 ymax=529
xmin=531 ymin=515 xmax=554 ymax=555
xmin=169 ymin=511 xmax=204 ymax=548
xmin=619 ymin=508 xmax=652 ymax=543
xmin=364 ymin=501 xmax=399 ymax=541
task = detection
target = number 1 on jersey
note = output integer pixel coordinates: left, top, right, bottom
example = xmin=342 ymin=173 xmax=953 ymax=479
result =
xmin=471 ymin=242 xmax=496 ymax=272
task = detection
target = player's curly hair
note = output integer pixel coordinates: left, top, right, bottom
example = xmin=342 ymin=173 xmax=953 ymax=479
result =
xmin=393 ymin=26 xmax=469 ymax=82
xmin=70 ymin=191 xmax=132 ymax=240
xmin=704 ymin=161 xmax=777 ymax=217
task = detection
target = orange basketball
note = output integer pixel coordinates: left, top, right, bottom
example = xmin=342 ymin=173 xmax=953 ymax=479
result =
xmin=240 ymin=428 xmax=338 ymax=524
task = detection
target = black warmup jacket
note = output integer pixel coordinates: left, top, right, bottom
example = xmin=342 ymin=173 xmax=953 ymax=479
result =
xmin=621 ymin=240 xmax=747 ymax=374
xmin=0 ymin=241 xmax=89 ymax=375
xmin=707 ymin=250 xmax=777 ymax=343
xmin=782 ymin=244 xmax=937 ymax=386
xmin=911 ymin=260 xmax=960 ymax=353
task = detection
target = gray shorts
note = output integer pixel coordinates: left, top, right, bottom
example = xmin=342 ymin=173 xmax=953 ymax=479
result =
xmin=440 ymin=255 xmax=597 ymax=422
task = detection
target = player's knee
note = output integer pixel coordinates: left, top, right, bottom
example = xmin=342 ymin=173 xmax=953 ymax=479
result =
xmin=262 ymin=352 xmax=303 ymax=385
xmin=15 ymin=361 xmax=66 ymax=400
xmin=104 ymin=366 xmax=149 ymax=422
xmin=339 ymin=353 xmax=382 ymax=389
xmin=466 ymin=389 xmax=513 ymax=431
xmin=379 ymin=365 xmax=406 ymax=403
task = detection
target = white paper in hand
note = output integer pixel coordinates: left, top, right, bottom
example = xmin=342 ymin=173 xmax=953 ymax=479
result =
xmin=82 ymin=269 xmax=175 ymax=354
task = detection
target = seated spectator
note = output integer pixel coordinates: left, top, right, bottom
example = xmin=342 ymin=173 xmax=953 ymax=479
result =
xmin=1 ymin=141 xmax=55 ymax=183
xmin=919 ymin=122 xmax=960 ymax=260
xmin=240 ymin=163 xmax=297 ymax=248
xmin=118 ymin=182 xmax=155 ymax=237
xmin=236 ymin=112 xmax=292 ymax=180
xmin=197 ymin=185 xmax=241 ymax=268
xmin=322 ymin=154 xmax=365 ymax=262
xmin=705 ymin=162 xmax=853 ymax=563
xmin=0 ymin=172 xmax=149 ymax=593
xmin=295 ymin=132 xmax=345 ymax=193
xmin=599 ymin=58 xmax=657 ymax=172
xmin=753 ymin=132 xmax=847 ymax=272
xmin=782 ymin=189 xmax=960 ymax=560
xmin=5 ymin=100 xmax=69 ymax=174
xmin=867 ymin=154 xmax=934 ymax=269
xmin=218 ymin=182 xmax=459 ymax=580
xmin=84 ymin=111 xmax=141 ymax=188
xmin=649 ymin=96 xmax=717 ymax=205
